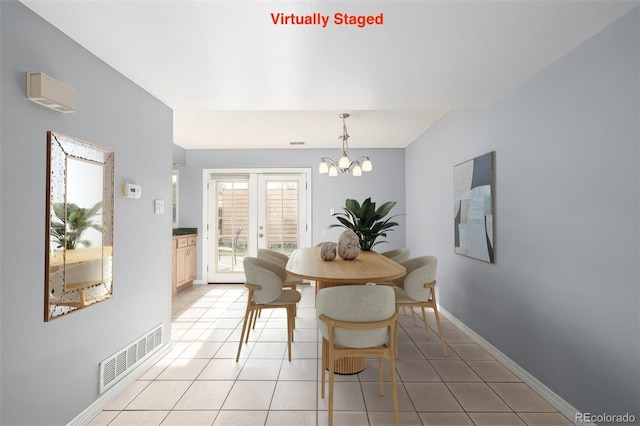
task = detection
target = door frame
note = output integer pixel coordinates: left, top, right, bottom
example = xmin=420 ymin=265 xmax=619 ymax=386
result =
xmin=201 ymin=168 xmax=312 ymax=283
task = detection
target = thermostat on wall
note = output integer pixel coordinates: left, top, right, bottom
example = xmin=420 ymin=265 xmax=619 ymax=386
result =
xmin=122 ymin=183 xmax=142 ymax=199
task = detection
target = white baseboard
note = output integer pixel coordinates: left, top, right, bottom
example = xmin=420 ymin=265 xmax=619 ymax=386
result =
xmin=438 ymin=306 xmax=591 ymax=426
xmin=68 ymin=341 xmax=173 ymax=426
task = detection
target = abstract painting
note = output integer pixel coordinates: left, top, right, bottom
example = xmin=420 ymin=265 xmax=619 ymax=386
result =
xmin=454 ymin=151 xmax=495 ymax=263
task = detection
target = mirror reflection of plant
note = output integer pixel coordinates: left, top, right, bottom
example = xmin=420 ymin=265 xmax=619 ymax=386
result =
xmin=326 ymin=197 xmax=401 ymax=251
xmin=51 ymin=201 xmax=105 ymax=249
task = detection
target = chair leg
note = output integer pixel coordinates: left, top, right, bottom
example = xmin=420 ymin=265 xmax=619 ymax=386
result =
xmin=236 ymin=305 xmax=252 ymax=362
xmin=378 ymin=356 xmax=384 ymax=396
xmin=389 ymin=349 xmax=400 ymax=426
xmin=394 ymin=306 xmax=400 ymax=357
xmin=321 ymin=338 xmax=327 ymax=398
xmin=433 ymin=306 xmax=448 ymax=357
xmin=411 ymin=307 xmax=417 ymax=326
xmin=328 ymin=346 xmax=335 ymax=426
xmin=421 ymin=306 xmax=431 ymax=339
xmin=286 ymin=305 xmax=293 ymax=361
xmin=245 ymin=310 xmax=255 ymax=343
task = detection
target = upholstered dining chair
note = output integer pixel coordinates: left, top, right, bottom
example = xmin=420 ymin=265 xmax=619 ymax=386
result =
xmin=375 ymin=248 xmax=411 ymax=296
xmin=236 ymin=257 xmax=301 ymax=362
xmin=257 ymin=248 xmax=302 ymax=291
xmin=391 ymin=256 xmax=448 ymax=357
xmin=380 ymin=248 xmax=410 ymax=263
xmin=317 ymin=285 xmax=399 ymax=426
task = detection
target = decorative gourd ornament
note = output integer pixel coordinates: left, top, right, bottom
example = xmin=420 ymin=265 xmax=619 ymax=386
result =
xmin=338 ymin=230 xmax=360 ymax=260
xmin=320 ymin=242 xmax=337 ymax=261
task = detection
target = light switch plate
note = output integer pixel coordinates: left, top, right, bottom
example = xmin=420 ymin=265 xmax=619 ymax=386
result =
xmin=154 ymin=199 xmax=164 ymax=214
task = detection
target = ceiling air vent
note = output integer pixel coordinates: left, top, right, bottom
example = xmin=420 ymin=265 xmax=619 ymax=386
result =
xmin=27 ymin=72 xmax=75 ymax=113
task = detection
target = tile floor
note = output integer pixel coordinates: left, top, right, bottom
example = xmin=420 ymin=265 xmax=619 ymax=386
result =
xmin=89 ymin=284 xmax=574 ymax=426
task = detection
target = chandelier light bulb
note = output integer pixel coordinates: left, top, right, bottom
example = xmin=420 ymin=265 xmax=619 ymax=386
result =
xmin=362 ymin=157 xmax=373 ymax=172
xmin=328 ymin=165 xmax=338 ymax=177
xmin=319 ymin=160 xmax=329 ymax=174
xmin=353 ymin=163 xmax=362 ymax=176
xmin=338 ymin=154 xmax=350 ymax=169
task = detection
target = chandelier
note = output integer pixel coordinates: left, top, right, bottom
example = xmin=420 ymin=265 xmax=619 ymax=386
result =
xmin=319 ymin=113 xmax=373 ymax=177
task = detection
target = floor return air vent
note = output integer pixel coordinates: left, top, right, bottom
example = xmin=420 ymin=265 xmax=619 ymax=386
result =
xmin=99 ymin=324 xmax=163 ymax=394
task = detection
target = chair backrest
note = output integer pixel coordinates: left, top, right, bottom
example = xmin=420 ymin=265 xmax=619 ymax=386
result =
xmin=243 ymin=257 xmax=287 ymax=303
xmin=257 ymin=248 xmax=288 ymax=267
xmin=232 ymin=227 xmax=244 ymax=250
xmin=393 ymin=256 xmax=437 ymax=302
xmin=380 ymin=248 xmax=410 ymax=263
xmin=317 ymin=285 xmax=395 ymax=348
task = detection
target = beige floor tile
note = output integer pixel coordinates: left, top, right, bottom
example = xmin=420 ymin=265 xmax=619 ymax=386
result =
xmin=161 ymin=410 xmax=218 ymax=425
xmin=198 ymin=328 xmax=234 ymax=342
xmin=237 ymin=358 xmax=283 ymax=380
xmin=213 ymin=410 xmax=268 ymax=425
xmin=404 ymin=382 xmax=463 ymax=411
xmin=222 ymin=380 xmax=277 ymax=410
xmin=278 ymin=358 xmax=318 ymax=380
xmin=217 ymin=340 xmax=254 ymax=358
xmin=264 ymin=410 xmax=317 ymax=425
xmin=446 ymin=383 xmax=511 ymax=412
xmin=396 ymin=342 xmax=428 ymax=359
xmin=369 ymin=411 xmax=423 ymax=425
xmin=127 ymin=380 xmax=192 ymax=410
xmin=248 ymin=341 xmax=287 ymax=358
xmin=87 ymin=410 xmax=119 ymax=425
xmin=467 ymin=412 xmax=526 ymax=425
xmin=416 ymin=342 xmax=459 ymax=359
xmin=290 ymin=342 xmax=319 ymax=358
xmin=356 ymin=357 xmax=402 ymax=382
xmin=179 ymin=341 xmax=224 ymax=358
xmin=394 ymin=359 xmax=442 ymax=382
xmin=104 ymin=380 xmax=151 ymax=410
xmin=360 ymin=381 xmax=415 ymax=412
xmin=270 ymin=381 xmax=317 ymax=410
xmin=489 ymin=383 xmax=557 ymax=412
xmin=317 ymin=381 xmax=366 ymax=411
xmin=140 ymin=358 xmax=173 ymax=381
xmin=431 ymin=359 xmax=483 ymax=381
xmin=449 ymin=343 xmax=494 ymax=359
xmin=174 ymin=380 xmax=234 ymax=410
xmin=517 ymin=412 xmax=575 ymax=425
xmin=156 ymin=358 xmax=209 ymax=380
xmin=109 ymin=410 xmax=169 ymax=426
xmin=437 ymin=329 xmax=474 ymax=343
xmin=197 ymin=358 xmax=245 ymax=380
xmin=418 ymin=412 xmax=475 ymax=425
xmin=317 ymin=410 xmax=369 ymax=426
xmin=467 ymin=360 xmax=521 ymax=382
xmin=93 ymin=284 xmax=568 ymax=426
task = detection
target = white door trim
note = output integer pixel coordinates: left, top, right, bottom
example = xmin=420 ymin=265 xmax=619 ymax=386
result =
xmin=201 ymin=168 xmax=312 ymax=283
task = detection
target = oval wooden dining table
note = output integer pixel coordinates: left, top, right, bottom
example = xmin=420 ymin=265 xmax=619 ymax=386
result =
xmin=286 ymin=247 xmax=406 ymax=374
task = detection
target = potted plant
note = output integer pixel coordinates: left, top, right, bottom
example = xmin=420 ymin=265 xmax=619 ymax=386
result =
xmin=51 ymin=201 xmax=105 ymax=250
xmin=327 ymin=197 xmax=400 ymax=251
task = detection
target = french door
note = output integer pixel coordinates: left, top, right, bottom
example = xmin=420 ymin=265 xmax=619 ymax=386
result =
xmin=204 ymin=169 xmax=310 ymax=283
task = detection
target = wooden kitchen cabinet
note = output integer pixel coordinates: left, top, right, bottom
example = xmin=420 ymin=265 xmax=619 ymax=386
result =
xmin=172 ymin=234 xmax=196 ymax=296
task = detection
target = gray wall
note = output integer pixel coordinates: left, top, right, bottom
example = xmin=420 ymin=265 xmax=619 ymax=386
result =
xmin=178 ymin=148 xmax=406 ymax=280
xmin=0 ymin=2 xmax=173 ymax=424
xmin=406 ymin=7 xmax=639 ymax=417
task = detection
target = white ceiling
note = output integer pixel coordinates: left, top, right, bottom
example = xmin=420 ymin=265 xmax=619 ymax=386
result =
xmin=21 ymin=0 xmax=637 ymax=150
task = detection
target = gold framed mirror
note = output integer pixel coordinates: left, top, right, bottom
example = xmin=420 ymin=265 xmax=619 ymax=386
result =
xmin=45 ymin=131 xmax=115 ymax=321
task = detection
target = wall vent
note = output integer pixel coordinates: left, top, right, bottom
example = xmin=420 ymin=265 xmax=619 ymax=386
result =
xmin=99 ymin=324 xmax=163 ymax=394
xmin=27 ymin=72 xmax=75 ymax=113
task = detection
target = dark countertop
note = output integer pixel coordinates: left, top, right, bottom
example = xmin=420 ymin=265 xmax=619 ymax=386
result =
xmin=173 ymin=227 xmax=198 ymax=236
